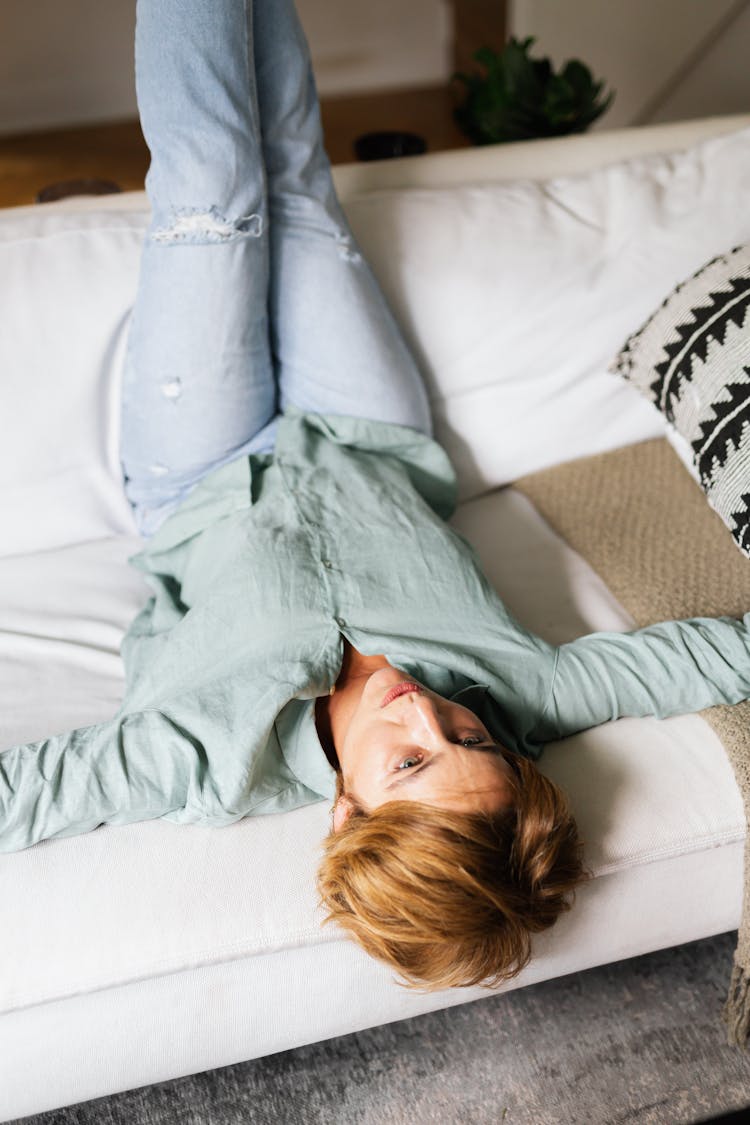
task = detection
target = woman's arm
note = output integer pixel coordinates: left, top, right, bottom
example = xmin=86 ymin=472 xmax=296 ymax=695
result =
xmin=0 ymin=710 xmax=201 ymax=852
xmin=537 ymin=613 xmax=750 ymax=742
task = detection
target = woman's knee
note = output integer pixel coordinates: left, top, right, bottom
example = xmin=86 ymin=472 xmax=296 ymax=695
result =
xmin=146 ymin=202 xmax=265 ymax=247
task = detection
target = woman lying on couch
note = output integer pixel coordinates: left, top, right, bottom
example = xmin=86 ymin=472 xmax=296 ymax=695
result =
xmin=4 ymin=0 xmax=750 ymax=992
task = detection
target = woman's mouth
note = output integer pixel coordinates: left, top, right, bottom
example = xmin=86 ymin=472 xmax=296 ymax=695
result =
xmin=380 ymin=682 xmax=422 ymax=708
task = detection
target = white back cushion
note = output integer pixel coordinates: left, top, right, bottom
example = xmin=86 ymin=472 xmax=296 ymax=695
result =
xmin=0 ymin=212 xmax=144 ymax=556
xmin=4 ymin=125 xmax=750 ymax=554
xmin=343 ymin=125 xmax=750 ymax=498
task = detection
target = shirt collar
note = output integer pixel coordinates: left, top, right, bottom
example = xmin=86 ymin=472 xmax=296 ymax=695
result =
xmin=275 ymin=698 xmax=337 ymax=802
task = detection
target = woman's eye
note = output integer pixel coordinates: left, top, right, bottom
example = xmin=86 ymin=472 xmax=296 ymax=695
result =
xmin=458 ymin=736 xmax=484 ymax=747
xmin=397 ymin=755 xmax=422 ymax=770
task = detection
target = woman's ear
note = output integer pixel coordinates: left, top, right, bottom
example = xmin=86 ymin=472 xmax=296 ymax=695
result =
xmin=332 ymin=795 xmax=356 ymax=833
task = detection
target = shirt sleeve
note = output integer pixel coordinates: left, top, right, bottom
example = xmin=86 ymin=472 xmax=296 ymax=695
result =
xmin=0 ymin=710 xmax=202 ymax=853
xmin=537 ymin=612 xmax=750 ymax=743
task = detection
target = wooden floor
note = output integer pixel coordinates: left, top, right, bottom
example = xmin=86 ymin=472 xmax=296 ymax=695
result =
xmin=0 ymin=84 xmax=471 ymax=210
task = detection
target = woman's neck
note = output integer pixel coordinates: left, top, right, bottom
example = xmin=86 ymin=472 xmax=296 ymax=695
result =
xmin=338 ymin=639 xmax=390 ymax=682
xmin=315 ymin=639 xmax=389 ymax=768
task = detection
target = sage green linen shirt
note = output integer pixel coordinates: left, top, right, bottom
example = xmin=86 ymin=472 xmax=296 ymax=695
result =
xmin=3 ymin=409 xmax=750 ymax=852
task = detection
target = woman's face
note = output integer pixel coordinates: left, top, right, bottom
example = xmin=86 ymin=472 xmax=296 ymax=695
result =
xmin=333 ymin=665 xmax=515 ymax=831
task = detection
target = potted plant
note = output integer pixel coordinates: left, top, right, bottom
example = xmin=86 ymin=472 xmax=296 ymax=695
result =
xmin=453 ymin=35 xmax=614 ymax=145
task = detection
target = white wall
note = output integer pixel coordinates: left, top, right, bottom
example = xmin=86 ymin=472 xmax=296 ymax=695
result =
xmin=0 ymin=0 xmax=137 ymax=135
xmin=0 ymin=0 xmax=452 ymax=137
xmin=652 ymin=2 xmax=750 ymax=124
xmin=508 ymin=0 xmax=750 ymax=129
xmin=294 ymin=0 xmax=452 ymax=97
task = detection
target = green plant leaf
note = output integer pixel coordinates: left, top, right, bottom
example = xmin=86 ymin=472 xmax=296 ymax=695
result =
xmin=452 ymin=36 xmax=615 ymax=144
xmin=473 ymin=44 xmax=503 ymax=72
xmin=560 ymin=59 xmax=595 ymax=97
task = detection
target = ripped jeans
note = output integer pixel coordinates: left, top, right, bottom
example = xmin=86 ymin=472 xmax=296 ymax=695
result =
xmin=121 ymin=0 xmax=432 ymax=537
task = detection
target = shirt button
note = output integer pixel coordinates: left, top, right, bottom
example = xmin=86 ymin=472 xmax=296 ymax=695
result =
xmin=336 ymin=616 xmax=346 ymax=628
xmin=322 ymin=558 xmax=332 ymax=569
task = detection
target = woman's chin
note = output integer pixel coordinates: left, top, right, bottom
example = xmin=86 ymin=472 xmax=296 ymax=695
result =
xmin=364 ymin=664 xmax=416 ymax=703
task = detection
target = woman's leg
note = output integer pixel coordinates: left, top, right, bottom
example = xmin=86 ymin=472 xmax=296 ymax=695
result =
xmin=121 ymin=0 xmax=277 ymax=538
xmin=251 ymin=0 xmax=433 ymax=435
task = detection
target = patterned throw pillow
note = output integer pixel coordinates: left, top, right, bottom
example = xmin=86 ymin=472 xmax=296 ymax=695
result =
xmin=611 ymin=243 xmax=750 ymax=557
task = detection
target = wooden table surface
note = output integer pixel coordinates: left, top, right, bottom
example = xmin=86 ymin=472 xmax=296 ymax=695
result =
xmin=0 ymin=84 xmax=471 ymax=210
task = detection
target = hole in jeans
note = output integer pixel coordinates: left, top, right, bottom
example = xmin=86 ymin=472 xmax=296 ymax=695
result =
xmin=161 ymin=378 xmax=183 ymax=400
xmin=151 ymin=206 xmax=263 ymax=244
xmin=335 ymin=232 xmax=361 ymax=263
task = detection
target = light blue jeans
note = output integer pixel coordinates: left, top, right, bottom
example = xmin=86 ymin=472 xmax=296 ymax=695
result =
xmin=121 ymin=0 xmax=432 ymax=537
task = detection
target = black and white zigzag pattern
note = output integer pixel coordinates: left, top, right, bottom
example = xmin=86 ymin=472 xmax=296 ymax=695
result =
xmin=611 ymin=243 xmax=750 ymax=558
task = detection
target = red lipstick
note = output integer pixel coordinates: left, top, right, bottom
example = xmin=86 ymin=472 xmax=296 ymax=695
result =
xmin=380 ymin=682 xmax=422 ymax=708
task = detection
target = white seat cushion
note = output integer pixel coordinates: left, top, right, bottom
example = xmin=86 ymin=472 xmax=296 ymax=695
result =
xmin=1 ymin=490 xmax=742 ymax=1094
xmin=452 ymin=489 xmax=745 ymax=877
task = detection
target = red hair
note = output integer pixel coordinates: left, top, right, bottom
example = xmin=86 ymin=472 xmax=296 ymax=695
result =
xmin=317 ymin=751 xmax=588 ymax=989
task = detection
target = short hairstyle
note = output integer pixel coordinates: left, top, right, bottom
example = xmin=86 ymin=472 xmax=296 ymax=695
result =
xmin=317 ymin=749 xmax=588 ymax=990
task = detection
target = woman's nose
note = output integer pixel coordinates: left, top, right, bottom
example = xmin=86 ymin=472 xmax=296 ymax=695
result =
xmin=403 ymin=695 xmax=447 ymax=744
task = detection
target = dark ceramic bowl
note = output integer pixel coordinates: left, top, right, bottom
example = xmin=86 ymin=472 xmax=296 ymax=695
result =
xmin=353 ymin=131 xmax=427 ymax=162
xmin=35 ymin=178 xmax=123 ymax=204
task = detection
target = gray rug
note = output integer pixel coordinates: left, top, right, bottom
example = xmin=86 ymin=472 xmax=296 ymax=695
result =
xmin=11 ymin=933 xmax=750 ymax=1125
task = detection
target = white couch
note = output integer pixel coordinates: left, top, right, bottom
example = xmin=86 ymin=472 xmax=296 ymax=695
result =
xmin=2 ymin=114 xmax=750 ymax=1120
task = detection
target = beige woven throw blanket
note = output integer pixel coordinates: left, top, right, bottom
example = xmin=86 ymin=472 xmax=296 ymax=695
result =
xmin=514 ymin=436 xmax=750 ymax=1046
